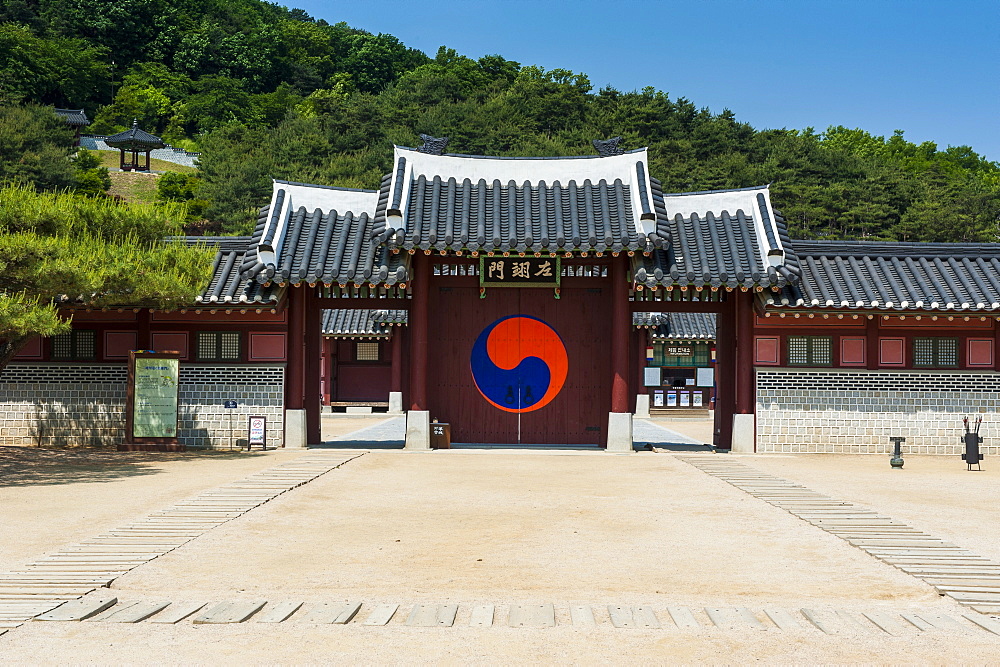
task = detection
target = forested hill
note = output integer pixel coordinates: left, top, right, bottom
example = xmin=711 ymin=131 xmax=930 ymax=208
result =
xmin=2 ymin=0 xmax=998 ymax=240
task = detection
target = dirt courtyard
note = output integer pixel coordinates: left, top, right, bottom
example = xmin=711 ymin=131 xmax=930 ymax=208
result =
xmin=1 ymin=427 xmax=999 ymax=662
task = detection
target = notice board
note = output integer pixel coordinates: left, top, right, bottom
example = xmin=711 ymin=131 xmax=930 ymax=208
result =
xmin=126 ymin=351 xmax=180 ymax=443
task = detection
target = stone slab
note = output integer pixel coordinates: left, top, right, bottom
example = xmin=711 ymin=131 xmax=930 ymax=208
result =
xmin=862 ymin=611 xmax=908 ymax=636
xmin=608 ymin=605 xmax=658 ymax=629
xmin=362 ymin=604 xmax=398 ymax=626
xmin=900 ymin=613 xmax=935 ymax=631
xmin=913 ymin=613 xmax=968 ymax=632
xmin=764 ymin=608 xmax=803 ymax=631
xmin=102 ymin=601 xmax=171 ymax=623
xmin=469 ymin=605 xmax=494 ymax=627
xmin=606 ymin=412 xmax=633 ymax=453
xmin=667 ymin=606 xmax=699 ymax=629
xmin=35 ymin=596 xmax=117 ymax=621
xmin=148 ymin=602 xmax=206 ymax=624
xmin=570 ymin=605 xmax=595 ymax=628
xmin=406 ymin=604 xmax=457 ymax=627
xmin=963 ymin=613 xmax=1000 ymax=635
xmin=192 ymin=601 xmax=266 ymax=624
xmin=508 ymin=603 xmax=555 ymax=628
xmin=801 ymin=609 xmax=840 ymax=635
xmin=255 ymin=602 xmax=303 ymax=623
xmin=332 ymin=601 xmax=362 ymax=624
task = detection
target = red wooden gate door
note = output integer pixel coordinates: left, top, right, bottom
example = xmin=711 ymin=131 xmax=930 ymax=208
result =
xmin=427 ymin=284 xmax=610 ymax=445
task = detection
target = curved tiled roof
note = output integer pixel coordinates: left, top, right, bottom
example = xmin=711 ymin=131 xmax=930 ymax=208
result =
xmin=382 ymin=146 xmax=658 ymax=254
xmin=321 ymin=309 xmax=408 ymax=338
xmin=104 ymin=121 xmax=165 ymax=150
xmin=240 ymin=180 xmax=406 ymax=287
xmin=181 ymin=237 xmax=280 ymax=305
xmin=633 ymin=312 xmax=716 ymax=340
xmin=764 ymin=241 xmax=1000 ymax=312
xmin=633 ymin=185 xmax=800 ymax=290
xmin=54 ymin=108 xmax=89 ymax=126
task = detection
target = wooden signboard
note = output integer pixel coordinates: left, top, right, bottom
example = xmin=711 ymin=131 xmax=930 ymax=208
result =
xmin=479 ymin=256 xmax=560 ymax=288
xmin=125 ymin=351 xmax=180 ymax=446
xmin=666 ymin=345 xmax=693 ymax=357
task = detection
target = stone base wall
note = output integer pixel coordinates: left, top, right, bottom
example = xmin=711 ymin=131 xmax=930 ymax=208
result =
xmin=0 ymin=363 xmax=284 ymax=449
xmin=756 ymin=369 xmax=1000 ymax=455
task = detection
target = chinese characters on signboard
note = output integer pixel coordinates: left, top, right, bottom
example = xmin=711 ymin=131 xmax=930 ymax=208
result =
xmin=480 ymin=256 xmax=560 ymax=287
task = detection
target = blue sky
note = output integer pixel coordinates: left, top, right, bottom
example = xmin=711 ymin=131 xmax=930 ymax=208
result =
xmin=292 ymin=0 xmax=999 ymax=161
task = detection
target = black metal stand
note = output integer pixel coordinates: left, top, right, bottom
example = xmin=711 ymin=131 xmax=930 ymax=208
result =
xmin=889 ymin=436 xmax=905 ymax=469
xmin=962 ymin=415 xmax=984 ymax=471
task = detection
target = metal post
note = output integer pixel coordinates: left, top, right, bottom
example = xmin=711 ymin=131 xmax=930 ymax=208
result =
xmin=889 ymin=436 xmax=905 ymax=468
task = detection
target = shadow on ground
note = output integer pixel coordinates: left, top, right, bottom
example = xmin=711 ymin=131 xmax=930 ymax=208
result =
xmin=0 ymin=446 xmax=264 ymax=487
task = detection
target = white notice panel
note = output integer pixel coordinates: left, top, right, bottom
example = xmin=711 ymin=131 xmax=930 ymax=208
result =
xmin=643 ymin=367 xmax=661 ymax=387
xmin=696 ymin=367 xmax=715 ymax=387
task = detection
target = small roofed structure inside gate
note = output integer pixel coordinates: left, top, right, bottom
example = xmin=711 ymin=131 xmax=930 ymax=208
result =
xmin=104 ymin=120 xmax=165 ymax=172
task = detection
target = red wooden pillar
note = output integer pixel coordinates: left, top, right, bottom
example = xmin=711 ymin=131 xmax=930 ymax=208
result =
xmin=304 ymin=287 xmax=322 ymax=444
xmin=715 ymin=296 xmax=736 ymax=448
xmin=321 ymin=337 xmax=334 ymax=404
xmin=390 ymin=327 xmax=403 ymax=395
xmin=735 ymin=291 xmax=755 ymax=414
xmin=866 ymin=316 xmax=879 ymax=369
xmin=409 ymin=253 xmax=429 ymax=411
xmin=137 ymin=309 xmax=151 ymax=350
xmin=610 ymin=255 xmax=630 ymax=413
xmin=285 ymin=286 xmax=305 ymax=411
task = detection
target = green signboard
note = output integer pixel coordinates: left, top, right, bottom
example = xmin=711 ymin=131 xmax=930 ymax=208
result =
xmin=131 ymin=357 xmax=179 ymax=438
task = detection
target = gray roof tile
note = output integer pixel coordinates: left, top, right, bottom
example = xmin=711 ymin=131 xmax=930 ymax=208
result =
xmin=633 ymin=312 xmax=716 ymax=340
xmin=766 ymin=241 xmax=1000 ymax=312
xmin=322 ymin=309 xmax=407 ymax=337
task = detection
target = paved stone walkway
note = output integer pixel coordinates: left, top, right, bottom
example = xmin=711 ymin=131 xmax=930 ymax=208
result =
xmin=680 ymin=456 xmax=1000 ymax=615
xmin=22 ymin=597 xmax=1000 ymax=637
xmin=0 ymin=453 xmax=363 ymax=633
xmin=321 ymin=417 xmax=406 ymax=447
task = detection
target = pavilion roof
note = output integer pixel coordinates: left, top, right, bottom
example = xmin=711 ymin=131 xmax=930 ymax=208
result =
xmin=762 ymin=240 xmax=1000 ymax=312
xmin=105 ymin=121 xmax=165 ymax=150
xmin=54 ymin=108 xmax=89 ymax=126
xmin=633 ymin=312 xmax=716 ymax=340
xmin=321 ymin=309 xmax=407 ymax=338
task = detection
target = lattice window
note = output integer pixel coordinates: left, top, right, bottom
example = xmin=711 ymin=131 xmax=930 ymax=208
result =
xmin=356 ymin=341 xmax=380 ymax=361
xmin=50 ymin=330 xmax=96 ymax=360
xmin=787 ymin=336 xmax=832 ymax=366
xmin=913 ymin=337 xmax=958 ymax=367
xmin=196 ymin=332 xmax=241 ymax=361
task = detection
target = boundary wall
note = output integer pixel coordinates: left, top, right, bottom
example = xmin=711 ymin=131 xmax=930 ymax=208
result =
xmin=0 ymin=363 xmax=284 ymax=448
xmin=756 ymin=368 xmax=1000 ymax=455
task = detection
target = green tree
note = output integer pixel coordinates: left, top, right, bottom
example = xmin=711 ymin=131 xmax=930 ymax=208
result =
xmin=0 ymin=184 xmax=215 ymax=368
xmin=0 ymin=103 xmax=76 ymax=190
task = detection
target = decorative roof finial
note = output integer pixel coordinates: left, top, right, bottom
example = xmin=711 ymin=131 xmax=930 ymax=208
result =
xmin=592 ymin=136 xmax=624 ymax=157
xmin=416 ymin=134 xmax=449 ymax=155
xmin=132 ymin=118 xmax=139 ymax=129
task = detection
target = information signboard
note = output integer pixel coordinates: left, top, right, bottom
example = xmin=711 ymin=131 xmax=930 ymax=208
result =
xmin=696 ymin=367 xmax=715 ymax=387
xmin=248 ymin=415 xmax=266 ymax=449
xmin=479 ymin=256 xmax=560 ymax=288
xmin=126 ymin=351 xmax=181 ymax=443
xmin=643 ymin=367 xmax=661 ymax=387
